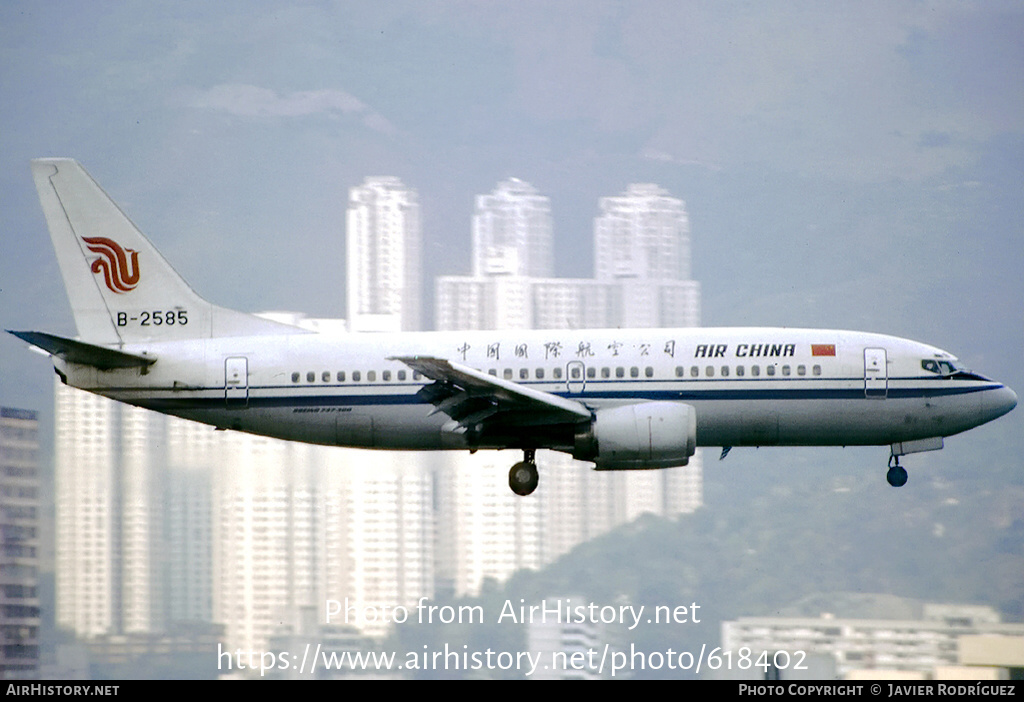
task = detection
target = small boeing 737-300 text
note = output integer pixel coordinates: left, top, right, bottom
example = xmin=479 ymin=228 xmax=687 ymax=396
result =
xmin=9 ymin=159 xmax=1017 ymax=495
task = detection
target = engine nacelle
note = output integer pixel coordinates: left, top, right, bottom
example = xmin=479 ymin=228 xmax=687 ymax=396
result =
xmin=574 ymin=402 xmax=697 ymax=470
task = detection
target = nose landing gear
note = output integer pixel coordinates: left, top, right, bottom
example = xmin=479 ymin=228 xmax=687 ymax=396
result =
xmin=509 ymin=448 xmax=539 ymax=496
xmin=886 ymin=453 xmax=908 ymax=488
xmin=885 ymin=438 xmax=944 ymax=487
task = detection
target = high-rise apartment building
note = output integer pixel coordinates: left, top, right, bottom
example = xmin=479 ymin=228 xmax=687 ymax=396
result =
xmin=472 ymin=178 xmax=553 ymax=278
xmin=438 ymin=178 xmax=554 ymax=331
xmin=164 ymin=417 xmax=216 ymax=627
xmin=54 ymin=383 xmax=210 ymax=639
xmin=209 ymin=431 xmax=434 ymax=651
xmin=594 ymin=183 xmax=691 ymax=282
xmin=211 ymin=433 xmax=320 ymax=652
xmin=54 ymin=382 xmax=166 ymax=638
xmin=320 ymin=450 xmax=434 ymax=639
xmin=346 ymin=176 xmax=422 ymax=332
xmin=592 ymin=183 xmax=699 ymax=330
xmin=0 ymin=407 xmax=41 ymax=678
xmin=433 ymin=452 xmax=540 ymax=597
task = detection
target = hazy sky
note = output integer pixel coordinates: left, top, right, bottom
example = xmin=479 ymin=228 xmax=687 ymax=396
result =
xmin=2 ymin=2 xmax=1021 ymax=469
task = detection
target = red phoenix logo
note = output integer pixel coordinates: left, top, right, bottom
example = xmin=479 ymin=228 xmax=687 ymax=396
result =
xmin=83 ymin=237 xmax=140 ymax=293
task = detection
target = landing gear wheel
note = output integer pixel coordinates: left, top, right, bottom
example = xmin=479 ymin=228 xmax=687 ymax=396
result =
xmin=887 ymin=466 xmax=908 ymax=487
xmin=886 ymin=455 xmax=908 ymax=487
xmin=509 ymin=461 xmax=539 ymax=496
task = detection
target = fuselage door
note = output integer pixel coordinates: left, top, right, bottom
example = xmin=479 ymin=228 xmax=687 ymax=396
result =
xmin=864 ymin=348 xmax=887 ymax=399
xmin=225 ymin=356 xmax=249 ymax=408
xmin=566 ymin=360 xmax=587 ymax=395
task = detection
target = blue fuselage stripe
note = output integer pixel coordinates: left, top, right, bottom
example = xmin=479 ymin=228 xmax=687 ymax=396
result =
xmin=135 ymin=379 xmax=999 ymax=411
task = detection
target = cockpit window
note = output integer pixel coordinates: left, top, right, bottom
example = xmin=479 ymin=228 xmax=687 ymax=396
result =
xmin=921 ymin=359 xmax=990 ymax=381
xmin=922 ymin=359 xmax=960 ymax=375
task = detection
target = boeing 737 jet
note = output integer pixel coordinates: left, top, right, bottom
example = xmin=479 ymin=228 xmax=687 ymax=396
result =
xmin=9 ymin=159 xmax=1017 ymax=495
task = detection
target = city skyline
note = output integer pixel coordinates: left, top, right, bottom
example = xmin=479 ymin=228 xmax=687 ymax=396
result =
xmin=434 ymin=177 xmax=704 ymax=595
xmin=47 ymin=173 xmax=708 ymax=654
xmin=437 ymin=178 xmax=700 ymax=331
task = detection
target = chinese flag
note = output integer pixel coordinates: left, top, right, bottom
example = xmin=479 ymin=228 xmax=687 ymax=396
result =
xmin=811 ymin=344 xmax=836 ymax=357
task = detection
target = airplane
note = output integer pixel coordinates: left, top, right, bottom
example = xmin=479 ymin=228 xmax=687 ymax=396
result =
xmin=8 ymin=159 xmax=1017 ymax=496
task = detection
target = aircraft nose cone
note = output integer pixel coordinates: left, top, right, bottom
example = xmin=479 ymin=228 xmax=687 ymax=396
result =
xmin=1002 ymin=386 xmax=1018 ymax=414
xmin=982 ymin=385 xmax=1017 ymax=423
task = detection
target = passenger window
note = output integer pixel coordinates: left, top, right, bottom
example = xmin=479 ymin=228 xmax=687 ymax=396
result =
xmin=616 ymin=367 xmax=625 ymax=378
xmin=383 ymin=370 xmax=391 ymax=381
xmin=766 ymin=366 xmax=776 ymax=376
xmin=536 ymin=368 xmax=545 ymax=379
xmin=503 ymin=368 xmax=513 ymax=380
xmin=782 ymin=365 xmax=791 ymax=376
xmin=676 ymin=366 xmax=684 ymax=377
xmin=630 ymin=367 xmax=639 ymax=378
xmin=291 ymin=372 xmax=300 ymax=383
xmin=602 ymin=367 xmax=611 ymax=379
xmin=690 ymin=366 xmax=699 ymax=378
xmin=353 ymin=371 xmax=361 ymax=382
xmin=306 ymin=371 xmax=315 ymax=383
xmin=645 ymin=366 xmax=654 ymax=378
xmin=413 ymin=371 xmax=421 ymax=381
xmin=752 ymin=365 xmax=760 ymax=377
xmin=488 ymin=369 xmax=497 ymax=376
xmin=721 ymin=366 xmax=730 ymax=377
xmin=571 ymin=366 xmax=581 ymax=379
xmin=706 ymin=366 xmax=714 ymax=377
xmin=322 ymin=371 xmax=331 ymax=382
xmin=337 ymin=371 xmax=346 ymax=382
xmin=398 ymin=370 xmax=406 ymax=381
xmin=736 ymin=365 xmax=745 ymax=377
xmin=553 ymin=367 xmax=563 ymax=379
xmin=797 ymin=365 xmax=806 ymax=376
xmin=813 ymin=365 xmax=821 ymax=376
xmin=367 ymin=371 xmax=376 ymax=382
xmin=520 ymin=368 xmax=529 ymax=380
xmin=587 ymin=367 xmax=596 ymax=379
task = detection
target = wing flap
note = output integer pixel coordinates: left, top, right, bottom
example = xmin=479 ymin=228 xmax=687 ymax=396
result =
xmin=391 ymin=355 xmax=592 ymax=427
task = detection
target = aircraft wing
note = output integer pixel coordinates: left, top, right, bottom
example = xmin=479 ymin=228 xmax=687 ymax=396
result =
xmin=391 ymin=355 xmax=592 ymax=429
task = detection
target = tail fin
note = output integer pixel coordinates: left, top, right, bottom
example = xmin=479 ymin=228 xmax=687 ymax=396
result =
xmin=31 ymin=159 xmax=304 ymax=344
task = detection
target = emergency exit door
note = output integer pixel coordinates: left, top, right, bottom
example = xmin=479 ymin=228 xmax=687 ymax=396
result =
xmin=225 ymin=356 xmax=249 ymax=408
xmin=864 ymin=348 xmax=887 ymax=398
xmin=566 ymin=360 xmax=587 ymax=394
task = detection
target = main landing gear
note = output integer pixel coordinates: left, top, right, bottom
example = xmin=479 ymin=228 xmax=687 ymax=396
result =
xmin=509 ymin=449 xmax=539 ymax=496
xmin=886 ymin=453 xmax=908 ymax=488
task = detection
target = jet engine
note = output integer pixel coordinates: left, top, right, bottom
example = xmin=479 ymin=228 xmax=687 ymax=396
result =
xmin=574 ymin=402 xmax=697 ymax=470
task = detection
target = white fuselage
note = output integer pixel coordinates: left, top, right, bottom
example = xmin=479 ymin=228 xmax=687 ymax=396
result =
xmin=59 ymin=326 xmax=1017 ymax=457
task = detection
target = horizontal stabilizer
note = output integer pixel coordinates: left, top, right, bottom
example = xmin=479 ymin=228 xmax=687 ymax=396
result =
xmin=7 ymin=330 xmax=156 ymax=370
